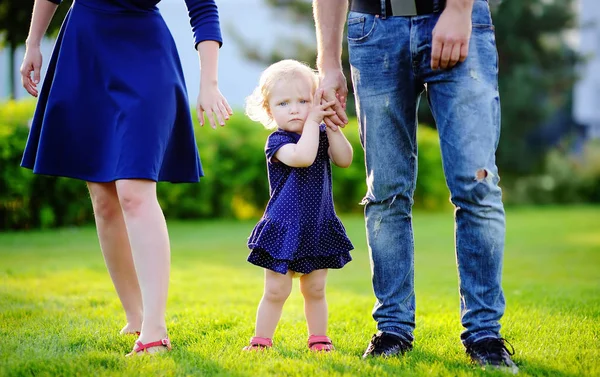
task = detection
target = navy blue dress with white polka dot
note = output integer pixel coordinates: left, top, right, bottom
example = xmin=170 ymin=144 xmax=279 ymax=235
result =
xmin=247 ymin=126 xmax=354 ymax=275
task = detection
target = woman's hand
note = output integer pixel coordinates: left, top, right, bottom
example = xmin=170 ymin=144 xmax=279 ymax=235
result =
xmin=20 ymin=45 xmax=43 ymax=97
xmin=197 ymin=83 xmax=233 ymax=129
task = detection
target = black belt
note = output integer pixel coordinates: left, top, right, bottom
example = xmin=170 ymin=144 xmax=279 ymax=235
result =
xmin=350 ymin=0 xmax=446 ymax=16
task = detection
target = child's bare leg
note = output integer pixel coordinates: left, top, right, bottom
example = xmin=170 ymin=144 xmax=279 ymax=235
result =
xmin=254 ymin=269 xmax=293 ymax=339
xmin=115 ymin=179 xmax=170 ymax=352
xmin=87 ymin=182 xmax=142 ymax=334
xmin=300 ymin=269 xmax=328 ymax=336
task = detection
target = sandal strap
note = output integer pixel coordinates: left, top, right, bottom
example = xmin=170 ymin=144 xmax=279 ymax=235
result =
xmin=132 ymin=338 xmax=172 ymax=353
xmin=249 ymin=336 xmax=273 ymax=348
xmin=308 ymin=335 xmax=332 ymax=347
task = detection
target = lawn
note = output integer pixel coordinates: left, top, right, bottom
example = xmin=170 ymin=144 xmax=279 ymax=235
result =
xmin=0 ymin=206 xmax=598 ymax=376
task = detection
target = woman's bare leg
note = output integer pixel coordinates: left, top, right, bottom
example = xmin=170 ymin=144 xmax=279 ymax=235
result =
xmin=87 ymin=181 xmax=142 ymax=334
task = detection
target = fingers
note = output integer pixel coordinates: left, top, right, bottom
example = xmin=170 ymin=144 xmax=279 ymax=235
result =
xmin=197 ymin=107 xmax=205 ymax=127
xmin=431 ymin=34 xmax=443 ymax=70
xmin=198 ymin=97 xmax=233 ymax=129
xmin=205 ymin=109 xmax=217 ymax=129
xmin=448 ymin=43 xmax=461 ymax=69
xmin=21 ymin=70 xmax=38 ymax=97
xmin=212 ymin=98 xmax=232 ymax=127
xmin=459 ymin=41 xmax=469 ymax=63
xmin=432 ymin=40 xmax=467 ymax=69
xmin=314 ymin=88 xmax=325 ymax=104
xmin=33 ymin=62 xmax=41 ymax=85
xmin=323 ymin=117 xmax=339 ymax=131
xmin=319 ymin=99 xmax=337 ymax=110
xmin=320 ymin=92 xmax=346 ymax=127
xmin=439 ymin=41 xmax=452 ymax=69
xmin=332 ymin=100 xmax=348 ymax=127
xmin=339 ymin=95 xmax=347 ymax=110
xmin=318 ymin=89 xmax=345 ymax=127
xmin=223 ymin=98 xmax=234 ymax=116
xmin=217 ymin=102 xmax=230 ymax=126
xmin=213 ymin=107 xmax=225 ymax=127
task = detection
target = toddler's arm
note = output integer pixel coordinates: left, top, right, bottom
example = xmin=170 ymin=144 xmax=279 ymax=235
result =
xmin=275 ymin=89 xmax=336 ymax=167
xmin=274 ymin=120 xmax=322 ymax=167
xmin=326 ymin=127 xmax=353 ymax=168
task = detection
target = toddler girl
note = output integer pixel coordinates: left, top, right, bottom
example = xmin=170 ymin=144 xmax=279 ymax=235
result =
xmin=243 ymin=59 xmax=354 ymax=351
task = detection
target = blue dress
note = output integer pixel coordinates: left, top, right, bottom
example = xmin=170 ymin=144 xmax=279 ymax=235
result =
xmin=247 ymin=127 xmax=354 ymax=275
xmin=21 ymin=0 xmax=222 ymax=183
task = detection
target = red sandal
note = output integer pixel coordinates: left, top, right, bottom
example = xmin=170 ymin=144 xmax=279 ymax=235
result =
xmin=242 ymin=336 xmax=273 ymax=351
xmin=126 ymin=338 xmax=172 ymax=356
xmin=308 ymin=335 xmax=334 ymax=352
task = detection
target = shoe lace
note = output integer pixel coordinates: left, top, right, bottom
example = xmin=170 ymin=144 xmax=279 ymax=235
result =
xmin=468 ymin=338 xmax=515 ymax=362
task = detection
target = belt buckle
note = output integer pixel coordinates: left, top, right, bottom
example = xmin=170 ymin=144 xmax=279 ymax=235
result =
xmin=390 ymin=0 xmax=417 ymax=16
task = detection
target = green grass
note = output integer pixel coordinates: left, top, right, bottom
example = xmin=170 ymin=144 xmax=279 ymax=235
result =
xmin=1 ymin=206 xmax=599 ymax=376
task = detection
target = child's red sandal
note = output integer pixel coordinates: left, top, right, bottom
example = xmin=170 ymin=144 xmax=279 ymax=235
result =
xmin=126 ymin=338 xmax=172 ymax=356
xmin=308 ymin=335 xmax=334 ymax=352
xmin=242 ymin=336 xmax=273 ymax=351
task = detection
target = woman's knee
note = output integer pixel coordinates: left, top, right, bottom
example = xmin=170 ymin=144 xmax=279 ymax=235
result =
xmin=115 ymin=180 xmax=156 ymax=216
xmin=87 ymin=182 xmax=120 ymax=221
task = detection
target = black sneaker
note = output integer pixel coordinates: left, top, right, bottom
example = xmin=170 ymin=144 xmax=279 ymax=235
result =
xmin=466 ymin=337 xmax=519 ymax=374
xmin=362 ymin=332 xmax=413 ymax=358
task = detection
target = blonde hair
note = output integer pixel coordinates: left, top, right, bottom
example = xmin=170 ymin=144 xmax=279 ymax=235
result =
xmin=245 ymin=59 xmax=319 ymax=129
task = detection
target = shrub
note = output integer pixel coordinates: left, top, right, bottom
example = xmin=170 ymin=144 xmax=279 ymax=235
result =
xmin=0 ymin=100 xmax=452 ymax=230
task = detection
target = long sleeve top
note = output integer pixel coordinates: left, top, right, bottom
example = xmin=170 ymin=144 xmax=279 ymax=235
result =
xmin=45 ymin=0 xmax=222 ymax=48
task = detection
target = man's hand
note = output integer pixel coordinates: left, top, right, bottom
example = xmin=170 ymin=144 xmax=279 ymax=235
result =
xmin=318 ymin=70 xmax=348 ymax=131
xmin=431 ymin=4 xmax=472 ymax=70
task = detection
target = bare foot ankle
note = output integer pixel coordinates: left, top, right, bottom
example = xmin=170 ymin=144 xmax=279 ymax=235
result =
xmin=120 ymin=323 xmax=141 ymax=335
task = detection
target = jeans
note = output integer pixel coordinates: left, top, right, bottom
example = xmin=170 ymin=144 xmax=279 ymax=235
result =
xmin=347 ymin=0 xmax=505 ymax=347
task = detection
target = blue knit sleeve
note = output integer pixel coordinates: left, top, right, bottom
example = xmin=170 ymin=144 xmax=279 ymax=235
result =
xmin=184 ymin=0 xmax=223 ymax=50
xmin=47 ymin=0 xmax=61 ymax=4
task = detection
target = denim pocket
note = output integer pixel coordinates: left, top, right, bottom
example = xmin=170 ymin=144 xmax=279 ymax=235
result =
xmin=347 ymin=11 xmax=377 ymax=42
xmin=471 ymin=0 xmax=494 ymax=29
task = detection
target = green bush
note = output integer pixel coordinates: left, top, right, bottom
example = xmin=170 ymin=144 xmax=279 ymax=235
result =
xmin=504 ymin=141 xmax=600 ymax=205
xmin=0 ymin=100 xmax=93 ymax=230
xmin=0 ymin=100 xmax=452 ymax=230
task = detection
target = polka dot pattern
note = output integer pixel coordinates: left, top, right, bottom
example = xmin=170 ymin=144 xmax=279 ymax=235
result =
xmin=247 ymin=126 xmax=354 ymax=275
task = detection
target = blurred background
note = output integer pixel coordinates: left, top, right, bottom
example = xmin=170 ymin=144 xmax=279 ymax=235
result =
xmin=1 ymin=0 xmax=599 ymax=230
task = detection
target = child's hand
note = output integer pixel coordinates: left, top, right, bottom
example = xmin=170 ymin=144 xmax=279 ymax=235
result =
xmin=307 ymin=89 xmax=336 ymax=125
xmin=197 ymin=84 xmax=233 ymax=129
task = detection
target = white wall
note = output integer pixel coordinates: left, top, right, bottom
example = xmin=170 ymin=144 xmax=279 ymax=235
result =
xmin=573 ymin=0 xmax=600 ymax=137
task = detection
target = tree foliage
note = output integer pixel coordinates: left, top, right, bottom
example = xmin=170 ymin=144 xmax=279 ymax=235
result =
xmin=232 ymin=0 xmax=579 ymax=176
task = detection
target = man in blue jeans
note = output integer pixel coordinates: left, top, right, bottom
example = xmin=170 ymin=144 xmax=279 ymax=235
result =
xmin=314 ymin=0 xmax=517 ymax=371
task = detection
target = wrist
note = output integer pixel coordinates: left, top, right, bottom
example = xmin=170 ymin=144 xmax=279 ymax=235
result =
xmin=317 ymin=57 xmax=342 ymax=74
xmin=26 ymin=39 xmax=42 ymax=48
xmin=446 ymin=0 xmax=474 ymax=12
xmin=305 ymin=118 xmax=322 ymax=128
xmin=200 ymin=78 xmax=218 ymax=88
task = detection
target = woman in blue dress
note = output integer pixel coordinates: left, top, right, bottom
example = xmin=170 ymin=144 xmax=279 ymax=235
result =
xmin=242 ymin=60 xmax=354 ymax=352
xmin=19 ymin=0 xmax=232 ymax=355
